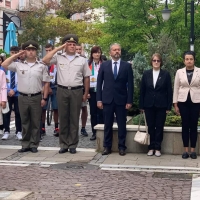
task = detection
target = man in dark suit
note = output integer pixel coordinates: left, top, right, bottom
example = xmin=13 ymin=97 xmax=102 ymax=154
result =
xmin=96 ymin=43 xmax=133 ymax=156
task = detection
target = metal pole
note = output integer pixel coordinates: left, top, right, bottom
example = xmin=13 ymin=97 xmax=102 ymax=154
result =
xmin=190 ymin=0 xmax=195 ymax=51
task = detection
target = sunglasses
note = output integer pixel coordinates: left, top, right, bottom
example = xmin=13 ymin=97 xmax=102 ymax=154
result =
xmin=152 ymin=60 xmax=161 ymax=63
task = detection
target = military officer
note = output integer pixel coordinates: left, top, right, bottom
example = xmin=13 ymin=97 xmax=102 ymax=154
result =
xmin=42 ymin=34 xmax=91 ymax=154
xmin=2 ymin=40 xmax=50 ymax=153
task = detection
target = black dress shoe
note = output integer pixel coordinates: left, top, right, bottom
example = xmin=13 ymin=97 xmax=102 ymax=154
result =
xmin=119 ymin=149 xmax=126 ymax=156
xmin=30 ymin=147 xmax=38 ymax=153
xmin=102 ymin=148 xmax=111 ymax=155
xmin=18 ymin=148 xmax=31 ymax=153
xmin=69 ymin=148 xmax=77 ymax=154
xmin=59 ymin=148 xmax=68 ymax=154
xmin=182 ymin=152 xmax=189 ymax=159
xmin=90 ymin=134 xmax=96 ymax=141
xmin=190 ymin=152 xmax=197 ymax=159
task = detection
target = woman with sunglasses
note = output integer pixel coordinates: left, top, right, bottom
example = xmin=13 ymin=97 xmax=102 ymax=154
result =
xmin=173 ymin=51 xmax=200 ymax=159
xmin=139 ymin=53 xmax=172 ymax=157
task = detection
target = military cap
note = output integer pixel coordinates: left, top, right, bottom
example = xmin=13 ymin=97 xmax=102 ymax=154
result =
xmin=62 ymin=34 xmax=78 ymax=44
xmin=22 ymin=40 xmax=39 ymax=50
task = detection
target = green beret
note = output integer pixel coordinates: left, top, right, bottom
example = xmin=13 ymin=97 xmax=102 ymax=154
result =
xmin=22 ymin=40 xmax=39 ymax=50
xmin=62 ymin=34 xmax=78 ymax=44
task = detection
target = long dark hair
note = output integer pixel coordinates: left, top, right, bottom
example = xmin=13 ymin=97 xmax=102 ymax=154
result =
xmin=88 ymin=46 xmax=103 ymax=66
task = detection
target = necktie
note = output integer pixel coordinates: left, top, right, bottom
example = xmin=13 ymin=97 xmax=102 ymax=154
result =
xmin=114 ymin=62 xmax=117 ymax=79
xmin=11 ymin=71 xmax=15 ymax=89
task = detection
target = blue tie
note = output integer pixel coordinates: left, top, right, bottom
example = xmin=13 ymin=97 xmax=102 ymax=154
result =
xmin=11 ymin=71 xmax=15 ymax=89
xmin=114 ymin=62 xmax=117 ymax=80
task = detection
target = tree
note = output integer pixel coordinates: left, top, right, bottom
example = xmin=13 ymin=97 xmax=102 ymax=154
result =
xmin=92 ymin=0 xmax=200 ymax=64
xmin=18 ymin=0 xmax=102 ymax=46
xmin=57 ymin=0 xmax=92 ymax=19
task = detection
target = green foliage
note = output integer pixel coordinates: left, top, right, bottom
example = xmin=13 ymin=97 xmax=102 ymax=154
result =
xmin=132 ymin=51 xmax=151 ymax=88
xmin=132 ymin=109 xmax=182 ymax=127
xmin=18 ymin=1 xmax=102 ymax=46
xmin=0 ymin=49 xmax=9 ymax=58
xmin=92 ymin=0 xmax=200 ymax=65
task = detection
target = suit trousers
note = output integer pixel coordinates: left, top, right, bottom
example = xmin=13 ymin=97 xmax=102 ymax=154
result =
xmin=103 ymin=101 xmax=127 ymax=150
xmin=178 ymin=99 xmax=200 ymax=148
xmin=18 ymin=94 xmax=42 ymax=148
xmin=4 ymin=96 xmax=22 ymax=133
xmin=57 ymin=87 xmax=83 ymax=149
xmin=88 ymin=91 xmax=104 ymax=135
xmin=145 ymin=107 xmax=166 ymax=151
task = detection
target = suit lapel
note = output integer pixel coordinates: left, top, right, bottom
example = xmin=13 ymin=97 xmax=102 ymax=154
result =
xmin=148 ymin=69 xmax=154 ymax=88
xmin=190 ymin=66 xmax=198 ymax=85
xmin=108 ymin=60 xmax=114 ymax=80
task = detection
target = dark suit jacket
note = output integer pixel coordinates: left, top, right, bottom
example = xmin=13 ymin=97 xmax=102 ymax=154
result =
xmin=96 ymin=60 xmax=133 ymax=105
xmin=139 ymin=69 xmax=172 ymax=110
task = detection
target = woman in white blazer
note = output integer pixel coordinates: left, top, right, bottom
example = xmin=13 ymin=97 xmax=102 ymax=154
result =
xmin=173 ymin=51 xmax=200 ymax=159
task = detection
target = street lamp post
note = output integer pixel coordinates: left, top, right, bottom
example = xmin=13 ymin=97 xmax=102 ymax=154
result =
xmin=162 ymin=0 xmax=195 ymax=51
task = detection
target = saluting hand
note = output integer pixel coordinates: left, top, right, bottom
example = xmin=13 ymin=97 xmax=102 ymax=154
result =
xmin=56 ymin=43 xmax=67 ymax=51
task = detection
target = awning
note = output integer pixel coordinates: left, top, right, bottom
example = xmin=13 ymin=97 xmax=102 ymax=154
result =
xmin=3 ymin=12 xmax=21 ymax=28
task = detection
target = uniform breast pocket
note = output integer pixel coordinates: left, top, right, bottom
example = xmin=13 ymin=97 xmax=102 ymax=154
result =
xmin=33 ymin=69 xmax=42 ymax=77
xmin=59 ymin=63 xmax=67 ymax=70
xmin=73 ymin=64 xmax=82 ymax=72
xmin=18 ymin=69 xmax=28 ymax=78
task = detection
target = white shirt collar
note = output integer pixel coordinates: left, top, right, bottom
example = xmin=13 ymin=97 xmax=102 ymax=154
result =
xmin=112 ymin=59 xmax=121 ymax=65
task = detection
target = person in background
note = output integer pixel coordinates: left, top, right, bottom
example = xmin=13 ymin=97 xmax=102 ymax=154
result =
xmin=96 ymin=43 xmax=133 ymax=156
xmin=173 ymin=51 xmax=200 ymax=159
xmin=2 ymin=40 xmax=50 ymax=153
xmin=76 ymin=44 xmax=88 ymax=137
xmin=0 ymin=56 xmax=6 ymax=135
xmin=139 ymin=53 xmax=172 ymax=157
xmin=0 ymin=69 xmax=7 ymax=131
xmin=2 ymin=46 xmax=22 ymax=140
xmin=88 ymin=46 xmax=104 ymax=141
xmin=41 ymin=43 xmax=59 ymax=137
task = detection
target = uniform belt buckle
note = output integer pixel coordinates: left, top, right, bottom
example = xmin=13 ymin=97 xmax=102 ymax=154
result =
xmin=28 ymin=94 xmax=31 ymax=97
xmin=67 ymin=86 xmax=71 ymax=90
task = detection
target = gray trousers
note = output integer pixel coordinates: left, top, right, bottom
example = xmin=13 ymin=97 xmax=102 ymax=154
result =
xmin=18 ymin=94 xmax=42 ymax=148
xmin=57 ymin=87 xmax=83 ymax=149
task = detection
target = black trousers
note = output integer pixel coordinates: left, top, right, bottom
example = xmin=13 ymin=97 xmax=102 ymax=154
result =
xmin=178 ymin=99 xmax=200 ymax=148
xmin=4 ymin=96 xmax=22 ymax=133
xmin=145 ymin=107 xmax=167 ymax=151
xmin=103 ymin=101 xmax=127 ymax=150
xmin=88 ymin=91 xmax=104 ymax=135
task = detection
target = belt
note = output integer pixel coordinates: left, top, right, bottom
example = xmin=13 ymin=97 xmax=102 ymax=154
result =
xmin=58 ymin=85 xmax=83 ymax=90
xmin=19 ymin=92 xmax=41 ymax=97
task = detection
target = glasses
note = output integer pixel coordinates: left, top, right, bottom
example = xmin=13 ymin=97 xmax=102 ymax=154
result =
xmin=152 ymin=60 xmax=161 ymax=63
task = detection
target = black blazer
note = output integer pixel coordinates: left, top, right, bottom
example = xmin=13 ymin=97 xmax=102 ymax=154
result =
xmin=139 ymin=69 xmax=172 ymax=110
xmin=96 ymin=60 xmax=133 ymax=105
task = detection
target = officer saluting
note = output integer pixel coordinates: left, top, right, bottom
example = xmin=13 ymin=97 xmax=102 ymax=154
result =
xmin=2 ymin=40 xmax=50 ymax=153
xmin=43 ymin=34 xmax=91 ymax=154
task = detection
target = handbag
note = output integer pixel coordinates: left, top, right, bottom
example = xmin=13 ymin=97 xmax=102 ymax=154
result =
xmin=2 ymin=102 xmax=10 ymax=114
xmin=134 ymin=112 xmax=150 ymax=145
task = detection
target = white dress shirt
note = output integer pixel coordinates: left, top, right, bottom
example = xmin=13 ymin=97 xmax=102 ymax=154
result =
xmin=153 ymin=69 xmax=160 ymax=88
xmin=112 ymin=59 xmax=121 ymax=74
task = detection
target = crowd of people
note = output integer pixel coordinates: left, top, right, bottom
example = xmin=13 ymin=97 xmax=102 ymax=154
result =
xmin=0 ymin=33 xmax=199 ymax=159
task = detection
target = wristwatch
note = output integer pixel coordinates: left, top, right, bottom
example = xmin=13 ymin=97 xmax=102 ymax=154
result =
xmin=43 ymin=98 xmax=48 ymax=101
